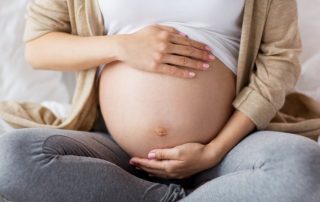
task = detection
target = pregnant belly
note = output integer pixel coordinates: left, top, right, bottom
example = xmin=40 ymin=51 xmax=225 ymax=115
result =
xmin=99 ymin=58 xmax=236 ymax=158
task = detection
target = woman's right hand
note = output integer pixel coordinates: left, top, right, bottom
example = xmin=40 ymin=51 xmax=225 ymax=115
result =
xmin=116 ymin=24 xmax=216 ymax=79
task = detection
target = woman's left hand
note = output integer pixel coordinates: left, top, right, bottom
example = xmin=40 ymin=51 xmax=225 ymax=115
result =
xmin=129 ymin=142 xmax=222 ymax=179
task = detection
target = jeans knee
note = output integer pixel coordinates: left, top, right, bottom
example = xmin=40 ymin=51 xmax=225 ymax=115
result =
xmin=0 ymin=129 xmax=47 ymax=192
xmin=250 ymin=131 xmax=320 ymax=164
xmin=0 ymin=129 xmax=33 ymax=163
xmin=287 ymin=136 xmax=320 ymax=190
xmin=252 ymin=131 xmax=320 ymax=199
xmin=278 ymin=139 xmax=320 ymax=200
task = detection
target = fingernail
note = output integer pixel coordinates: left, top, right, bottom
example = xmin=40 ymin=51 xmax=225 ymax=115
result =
xmin=189 ymin=72 xmax=196 ymax=77
xmin=203 ymin=63 xmax=210 ymax=69
xmin=205 ymin=46 xmax=212 ymax=51
xmin=209 ymin=54 xmax=215 ymax=60
xmin=148 ymin=152 xmax=156 ymax=159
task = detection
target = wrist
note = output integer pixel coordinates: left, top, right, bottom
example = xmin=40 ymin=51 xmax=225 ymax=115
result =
xmin=108 ymin=34 xmax=130 ymax=62
xmin=204 ymin=110 xmax=257 ymax=165
xmin=99 ymin=34 xmax=126 ymax=63
xmin=204 ymin=140 xmax=226 ymax=166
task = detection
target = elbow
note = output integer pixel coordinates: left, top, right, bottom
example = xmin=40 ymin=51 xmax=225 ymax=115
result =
xmin=24 ymin=42 xmax=45 ymax=70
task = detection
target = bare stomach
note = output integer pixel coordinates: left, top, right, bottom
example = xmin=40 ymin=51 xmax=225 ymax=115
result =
xmin=99 ymin=58 xmax=236 ymax=158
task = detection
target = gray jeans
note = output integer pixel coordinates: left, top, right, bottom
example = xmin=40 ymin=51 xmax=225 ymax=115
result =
xmin=0 ymin=128 xmax=319 ymax=202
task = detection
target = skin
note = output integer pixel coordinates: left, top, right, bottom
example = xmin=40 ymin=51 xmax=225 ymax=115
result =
xmin=130 ymin=110 xmax=255 ymax=179
xmin=99 ymin=52 xmax=236 ymax=158
xmin=25 ymin=24 xmax=256 ymax=180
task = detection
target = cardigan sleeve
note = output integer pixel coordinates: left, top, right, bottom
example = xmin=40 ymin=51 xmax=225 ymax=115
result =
xmin=23 ymin=0 xmax=71 ymax=42
xmin=232 ymin=0 xmax=302 ymax=130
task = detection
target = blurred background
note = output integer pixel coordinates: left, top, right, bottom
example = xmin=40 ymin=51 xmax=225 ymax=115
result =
xmin=0 ymin=0 xmax=319 ymax=118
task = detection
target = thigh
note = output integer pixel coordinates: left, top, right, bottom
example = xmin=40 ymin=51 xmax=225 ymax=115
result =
xmin=180 ymin=130 xmax=320 ymax=201
xmin=1 ymin=128 xmax=133 ymax=172
xmin=0 ymin=128 xmax=187 ymax=202
xmin=191 ymin=130 xmax=320 ymax=188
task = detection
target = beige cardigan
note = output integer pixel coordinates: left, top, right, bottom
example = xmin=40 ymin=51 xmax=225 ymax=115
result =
xmin=1 ymin=0 xmax=320 ymax=140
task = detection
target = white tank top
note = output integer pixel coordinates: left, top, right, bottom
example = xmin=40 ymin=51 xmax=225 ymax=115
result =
xmin=98 ymin=0 xmax=245 ymax=75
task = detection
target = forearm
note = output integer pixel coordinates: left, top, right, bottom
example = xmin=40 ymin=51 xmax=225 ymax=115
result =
xmin=206 ymin=109 xmax=256 ymax=161
xmin=25 ymin=32 xmax=124 ymax=71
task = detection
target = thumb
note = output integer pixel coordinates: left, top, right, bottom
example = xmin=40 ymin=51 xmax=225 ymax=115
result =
xmin=148 ymin=148 xmax=180 ymax=160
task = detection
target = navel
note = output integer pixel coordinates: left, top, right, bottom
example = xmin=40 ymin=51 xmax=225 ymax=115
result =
xmin=153 ymin=126 xmax=168 ymax=137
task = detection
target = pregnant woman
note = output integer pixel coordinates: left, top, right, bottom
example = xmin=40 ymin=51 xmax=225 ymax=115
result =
xmin=0 ymin=0 xmax=320 ymax=201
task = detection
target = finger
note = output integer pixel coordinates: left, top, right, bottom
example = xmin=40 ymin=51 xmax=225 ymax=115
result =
xmin=130 ymin=158 xmax=166 ymax=170
xmin=148 ymin=148 xmax=181 ymax=161
xmin=168 ymin=43 xmax=215 ymax=62
xmin=170 ymin=33 xmax=212 ymax=51
xmin=134 ymin=161 xmax=182 ymax=179
xmin=156 ymin=64 xmax=196 ymax=79
xmin=162 ymin=54 xmax=210 ymax=71
xmin=138 ymin=165 xmax=165 ymax=174
xmin=152 ymin=24 xmax=186 ymax=36
xmin=149 ymin=174 xmax=169 ymax=179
